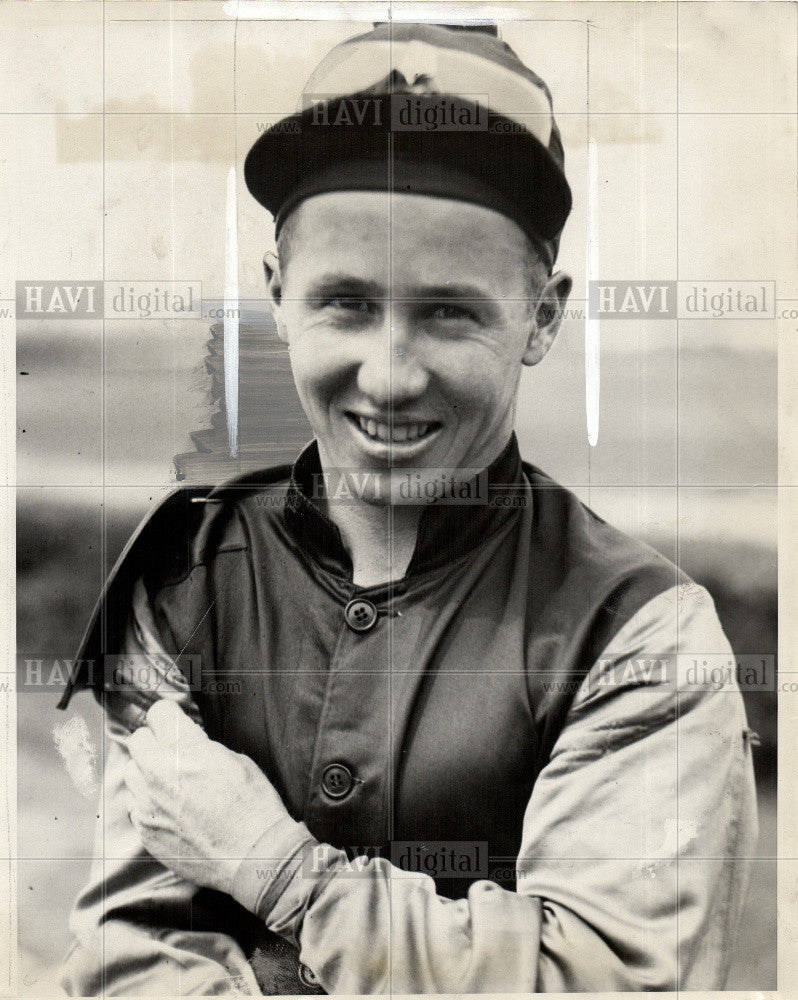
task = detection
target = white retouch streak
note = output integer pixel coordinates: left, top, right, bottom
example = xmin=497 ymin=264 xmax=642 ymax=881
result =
xmin=585 ymin=137 xmax=600 ymax=448
xmin=225 ymin=165 xmax=240 ymax=458
xmin=53 ymin=715 xmax=98 ymax=799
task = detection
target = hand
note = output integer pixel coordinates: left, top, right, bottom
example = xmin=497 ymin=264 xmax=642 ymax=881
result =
xmin=124 ymin=699 xmax=290 ymax=895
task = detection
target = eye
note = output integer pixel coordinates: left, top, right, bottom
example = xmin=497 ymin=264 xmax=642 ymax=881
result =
xmin=328 ymin=297 xmax=373 ymax=314
xmin=430 ymin=303 xmax=477 ymax=322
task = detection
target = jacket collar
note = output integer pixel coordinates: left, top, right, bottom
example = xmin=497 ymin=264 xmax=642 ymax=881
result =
xmin=283 ymin=434 xmax=528 ymax=580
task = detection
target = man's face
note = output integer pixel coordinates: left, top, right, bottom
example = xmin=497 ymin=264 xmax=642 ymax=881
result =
xmin=268 ymin=191 xmax=567 ymax=497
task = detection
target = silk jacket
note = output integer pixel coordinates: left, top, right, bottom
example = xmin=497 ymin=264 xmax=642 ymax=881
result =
xmin=59 ymin=436 xmax=758 ymax=994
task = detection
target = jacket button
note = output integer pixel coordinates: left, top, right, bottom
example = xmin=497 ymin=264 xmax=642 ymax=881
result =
xmin=298 ymin=963 xmax=320 ymax=988
xmin=344 ymin=597 xmax=377 ymax=632
xmin=321 ymin=762 xmax=354 ymax=799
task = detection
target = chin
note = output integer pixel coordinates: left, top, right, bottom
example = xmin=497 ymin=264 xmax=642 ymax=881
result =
xmin=360 ymin=492 xmax=393 ymax=508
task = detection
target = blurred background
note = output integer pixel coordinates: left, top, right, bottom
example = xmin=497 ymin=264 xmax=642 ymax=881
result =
xmin=7 ymin=1 xmax=789 ymax=992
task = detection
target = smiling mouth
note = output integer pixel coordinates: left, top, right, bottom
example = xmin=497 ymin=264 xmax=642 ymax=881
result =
xmin=347 ymin=413 xmax=440 ymax=445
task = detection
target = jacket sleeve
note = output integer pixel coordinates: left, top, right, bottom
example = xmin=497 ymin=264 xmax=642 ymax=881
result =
xmin=243 ymin=583 xmax=758 ymax=993
xmin=60 ymin=580 xmax=264 ymax=997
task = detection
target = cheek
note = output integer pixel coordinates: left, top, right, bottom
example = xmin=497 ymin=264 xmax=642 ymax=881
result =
xmin=443 ymin=350 xmax=520 ymax=417
xmin=286 ymin=336 xmax=352 ymax=414
xmin=288 ymin=353 xmax=327 ymax=406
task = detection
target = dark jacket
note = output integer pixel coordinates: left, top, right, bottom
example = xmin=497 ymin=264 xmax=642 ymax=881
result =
xmin=60 ymin=437 xmax=757 ymax=994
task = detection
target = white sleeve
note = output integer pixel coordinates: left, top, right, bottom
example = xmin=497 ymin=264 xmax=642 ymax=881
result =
xmin=518 ymin=582 xmax=758 ymax=991
xmin=61 ymin=579 xmax=265 ymax=997
xmin=247 ymin=583 xmax=757 ymax=993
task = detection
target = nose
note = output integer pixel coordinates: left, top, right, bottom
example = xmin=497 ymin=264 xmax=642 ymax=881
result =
xmin=356 ymin=317 xmax=430 ymax=407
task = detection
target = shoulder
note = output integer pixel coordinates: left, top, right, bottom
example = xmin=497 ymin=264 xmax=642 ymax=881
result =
xmin=522 ymin=460 xmax=687 ymax=596
xmin=57 ymin=464 xmax=293 ymax=709
xmin=517 ymin=464 xmax=735 ymax=761
xmin=136 ymin=465 xmax=294 ymax=590
xmin=519 ymin=461 xmax=694 ymax=697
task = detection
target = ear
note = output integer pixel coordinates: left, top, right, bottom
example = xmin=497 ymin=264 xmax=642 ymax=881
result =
xmin=522 ymin=270 xmax=572 ymax=366
xmin=263 ymin=251 xmax=289 ymax=344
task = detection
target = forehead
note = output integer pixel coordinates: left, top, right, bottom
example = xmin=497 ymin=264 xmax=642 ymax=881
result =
xmin=282 ymin=191 xmax=532 ymax=286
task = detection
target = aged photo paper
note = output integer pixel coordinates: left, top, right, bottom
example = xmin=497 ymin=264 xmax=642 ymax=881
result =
xmin=1 ymin=1 xmax=796 ymax=997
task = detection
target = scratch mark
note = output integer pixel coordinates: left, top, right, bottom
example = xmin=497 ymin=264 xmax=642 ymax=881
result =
xmin=225 ymin=165 xmax=240 ymax=458
xmin=585 ymin=137 xmax=600 ymax=448
xmin=53 ymin=715 xmax=98 ymax=799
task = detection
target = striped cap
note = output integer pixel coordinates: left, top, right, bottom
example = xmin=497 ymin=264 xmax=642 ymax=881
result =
xmin=245 ymin=23 xmax=572 ymax=267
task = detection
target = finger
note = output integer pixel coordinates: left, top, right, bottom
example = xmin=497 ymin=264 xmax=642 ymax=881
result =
xmin=123 ymin=787 xmax=144 ymax=833
xmin=146 ymin=698 xmax=206 ymax=748
xmin=123 ymin=757 xmax=149 ymax=802
xmin=123 ymin=759 xmax=162 ymax=825
xmin=125 ymin=730 xmax=177 ymax=792
xmin=144 ymin=699 xmax=180 ymax=746
xmin=125 ymin=724 xmax=158 ymax=767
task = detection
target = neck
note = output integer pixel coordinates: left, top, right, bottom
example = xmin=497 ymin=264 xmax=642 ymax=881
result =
xmin=323 ymin=498 xmax=422 ymax=588
xmin=307 ymin=435 xmax=519 ymax=587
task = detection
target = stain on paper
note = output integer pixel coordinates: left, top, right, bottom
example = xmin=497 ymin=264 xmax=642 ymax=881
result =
xmin=53 ymin=715 xmax=98 ymax=799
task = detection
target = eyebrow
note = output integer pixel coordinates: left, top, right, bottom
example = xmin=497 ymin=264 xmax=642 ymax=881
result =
xmin=302 ymin=274 xmax=498 ymax=302
xmin=303 ymin=275 xmax=384 ymax=301
xmin=409 ymin=284 xmax=496 ymax=303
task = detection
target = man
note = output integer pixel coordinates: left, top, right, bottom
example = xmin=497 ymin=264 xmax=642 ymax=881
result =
xmin=59 ymin=22 xmax=757 ymax=995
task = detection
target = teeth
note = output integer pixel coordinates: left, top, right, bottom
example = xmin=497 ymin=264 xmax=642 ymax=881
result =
xmin=355 ymin=415 xmax=435 ymax=444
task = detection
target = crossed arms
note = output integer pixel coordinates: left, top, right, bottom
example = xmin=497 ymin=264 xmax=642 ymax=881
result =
xmin=62 ymin=582 xmax=757 ymax=995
